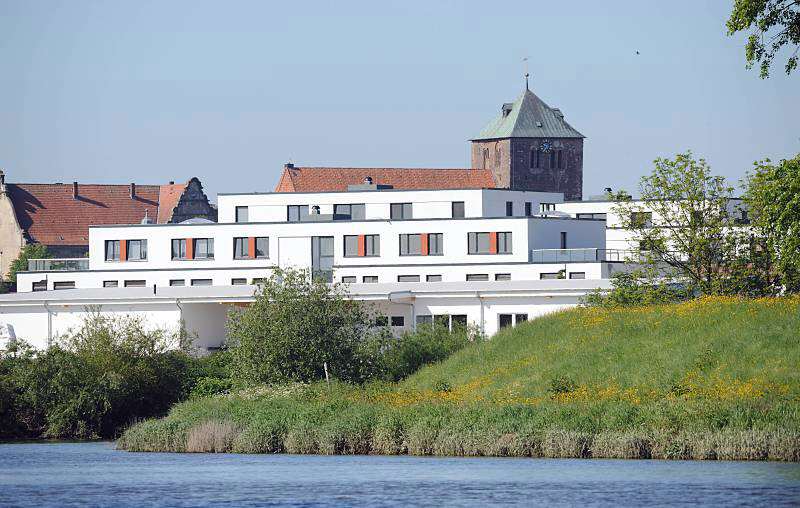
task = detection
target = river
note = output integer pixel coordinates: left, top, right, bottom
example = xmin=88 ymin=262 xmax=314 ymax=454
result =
xmin=0 ymin=442 xmax=799 ymax=506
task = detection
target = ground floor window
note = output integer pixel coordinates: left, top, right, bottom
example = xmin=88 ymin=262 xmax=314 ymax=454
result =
xmin=362 ymin=276 xmax=378 ymax=283
xmin=391 ymin=316 xmax=405 ymax=327
xmin=499 ymin=313 xmax=528 ymax=329
xmin=191 ymin=279 xmax=212 ymax=286
xmin=569 ymin=272 xmax=586 ymax=279
xmin=231 ymin=278 xmax=247 ymax=285
xmin=32 ymin=281 xmax=47 ymax=292
xmin=169 ymin=279 xmax=185 ymax=286
xmin=103 ymin=281 xmax=118 ymax=288
xmin=53 ymin=281 xmax=75 ymax=290
xmin=124 ymin=280 xmax=146 ymax=288
xmin=341 ymin=276 xmax=356 ymax=283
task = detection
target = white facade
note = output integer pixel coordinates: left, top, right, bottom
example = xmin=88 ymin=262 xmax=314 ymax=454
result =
xmin=2 ymin=187 xmax=630 ymax=350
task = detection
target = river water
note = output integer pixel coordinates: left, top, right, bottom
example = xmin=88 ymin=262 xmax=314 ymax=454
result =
xmin=0 ymin=442 xmax=799 ymax=506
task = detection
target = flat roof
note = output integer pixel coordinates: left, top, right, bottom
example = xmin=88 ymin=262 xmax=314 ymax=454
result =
xmin=217 ymin=187 xmax=565 ymax=197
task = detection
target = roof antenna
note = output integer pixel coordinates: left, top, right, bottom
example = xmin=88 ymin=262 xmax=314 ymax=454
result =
xmin=523 ymin=57 xmax=530 ymax=90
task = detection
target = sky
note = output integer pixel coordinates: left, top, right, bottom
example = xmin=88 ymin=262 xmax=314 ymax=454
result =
xmin=1 ymin=0 xmax=798 ymax=201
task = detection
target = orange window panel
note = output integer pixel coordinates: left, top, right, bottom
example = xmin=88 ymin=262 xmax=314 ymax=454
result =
xmin=420 ymin=233 xmax=429 ymax=256
xmin=248 ymin=237 xmax=256 ymax=259
xmin=489 ymin=232 xmax=498 ymax=254
xmin=358 ymin=235 xmax=366 ymax=257
xmin=186 ymin=238 xmax=194 ymax=260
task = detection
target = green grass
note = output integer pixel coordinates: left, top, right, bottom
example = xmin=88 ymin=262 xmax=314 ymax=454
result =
xmin=118 ymin=296 xmax=800 ymax=460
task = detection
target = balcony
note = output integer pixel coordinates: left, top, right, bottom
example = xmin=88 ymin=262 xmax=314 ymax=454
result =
xmin=27 ymin=258 xmax=89 ymax=272
xmin=528 ymin=248 xmax=643 ymax=263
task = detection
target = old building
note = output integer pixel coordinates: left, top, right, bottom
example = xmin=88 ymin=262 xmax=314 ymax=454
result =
xmin=274 ymin=84 xmax=584 ymax=200
xmin=0 ymin=171 xmax=215 ymax=280
xmin=471 ymin=86 xmax=585 ymax=201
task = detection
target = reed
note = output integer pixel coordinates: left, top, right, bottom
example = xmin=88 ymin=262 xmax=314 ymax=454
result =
xmin=118 ymin=297 xmax=800 ymax=461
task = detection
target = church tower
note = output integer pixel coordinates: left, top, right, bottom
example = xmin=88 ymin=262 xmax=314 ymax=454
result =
xmin=471 ymin=85 xmax=584 ymax=201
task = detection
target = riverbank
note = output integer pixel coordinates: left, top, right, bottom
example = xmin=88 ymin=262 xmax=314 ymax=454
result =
xmin=118 ymin=296 xmax=800 ymax=460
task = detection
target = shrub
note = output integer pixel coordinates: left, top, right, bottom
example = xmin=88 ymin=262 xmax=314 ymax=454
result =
xmin=1 ymin=312 xmax=196 ymax=440
xmin=584 ymin=269 xmax=689 ymax=308
xmin=227 ymin=268 xmax=386 ymax=385
xmin=382 ymin=324 xmax=477 ymax=381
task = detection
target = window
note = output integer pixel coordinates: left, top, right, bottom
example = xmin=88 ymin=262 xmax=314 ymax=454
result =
xmin=124 ymin=280 xmax=145 ymax=287
xmin=497 ymin=232 xmax=512 ymax=254
xmin=399 ymin=234 xmax=422 ymax=256
xmin=397 ymin=275 xmax=420 ymax=282
xmin=525 ymin=202 xmax=532 ymax=216
xmin=231 ymin=278 xmax=247 ymax=285
xmin=495 ymin=273 xmax=511 ymax=281
xmin=105 ymin=240 xmax=120 ymax=261
xmin=416 ymin=315 xmax=433 ymax=326
xmin=252 ymin=278 xmax=266 ymax=285
xmin=171 ymin=239 xmax=187 ymax=260
xmin=391 ymin=316 xmax=405 ymax=327
xmin=194 ymin=238 xmax=214 ymax=259
xmin=468 ymin=232 xmax=491 ymax=254
xmin=390 ymin=202 xmax=412 ymax=220
xmin=53 ymin=281 xmax=75 ymax=290
xmin=540 ymin=203 xmax=556 ymax=213
xmin=234 ymin=237 xmax=248 ymax=259
xmin=333 ymin=204 xmax=365 ymax=221
xmin=576 ymin=213 xmax=607 ymax=220
xmin=452 ymin=201 xmax=465 ymax=218
xmin=255 ymin=237 xmax=268 ymax=258
xmin=364 ymin=235 xmax=379 ymax=257
xmin=169 ymin=279 xmax=185 ymax=286
xmin=466 ymin=274 xmax=489 ymax=281
xmin=569 ymin=272 xmax=586 ymax=279
xmin=311 ymin=236 xmax=334 ymax=282
xmin=451 ymin=315 xmax=468 ymax=329
xmin=234 ymin=237 xmax=268 ymax=259
xmin=426 ymin=274 xmax=442 ymax=282
xmin=499 ymin=314 xmax=513 ymax=329
xmin=341 ymin=235 xmax=356 ymax=257
xmin=373 ymin=316 xmax=388 ymax=327
xmin=631 ymin=212 xmax=653 ymax=227
xmin=32 ymin=280 xmax=47 ymax=292
xmin=127 ymin=240 xmax=147 ymax=261
xmin=344 ymin=235 xmax=380 ymax=257
xmin=191 ymin=279 xmax=212 ymax=286
xmin=341 ymin=276 xmax=357 ymax=283
xmin=560 ymin=232 xmax=567 ymax=249
xmin=540 ymin=272 xmax=561 ymax=280
xmin=428 ymin=233 xmax=443 ymax=256
xmin=103 ymin=281 xmax=118 ymax=288
xmin=287 ymin=205 xmax=309 ymax=222
xmin=515 ymin=314 xmax=528 ymax=324
xmin=362 ymin=276 xmax=378 ymax=283
xmin=235 ymin=206 xmax=248 ymax=223
xmin=530 ymin=149 xmax=540 ymax=169
xmin=506 ymin=201 xmax=513 ymax=217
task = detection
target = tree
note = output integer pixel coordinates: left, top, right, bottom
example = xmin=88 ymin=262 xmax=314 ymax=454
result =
xmin=7 ymin=244 xmax=51 ymax=285
xmin=744 ymin=154 xmax=800 ymax=292
xmin=727 ymin=0 xmax=800 ymax=78
xmin=227 ymin=268 xmax=385 ymax=385
xmin=615 ymin=152 xmax=737 ymax=295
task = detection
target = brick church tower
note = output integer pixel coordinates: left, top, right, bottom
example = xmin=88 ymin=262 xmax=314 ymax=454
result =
xmin=471 ymin=85 xmax=584 ymax=200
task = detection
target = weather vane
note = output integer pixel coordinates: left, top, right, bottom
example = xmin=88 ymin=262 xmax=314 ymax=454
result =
xmin=523 ymin=57 xmax=530 ymax=90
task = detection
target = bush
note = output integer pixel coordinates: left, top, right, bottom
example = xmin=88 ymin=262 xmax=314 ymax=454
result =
xmin=382 ymin=324 xmax=476 ymax=381
xmin=0 ymin=312 xmax=199 ymax=440
xmin=584 ymin=270 xmax=689 ymax=308
xmin=227 ymin=268 xmax=386 ymax=385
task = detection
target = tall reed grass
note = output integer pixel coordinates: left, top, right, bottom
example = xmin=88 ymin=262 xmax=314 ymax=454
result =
xmin=118 ymin=296 xmax=800 ymax=460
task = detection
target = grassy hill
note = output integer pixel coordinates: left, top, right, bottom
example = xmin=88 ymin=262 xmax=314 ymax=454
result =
xmin=118 ymin=296 xmax=800 ymax=460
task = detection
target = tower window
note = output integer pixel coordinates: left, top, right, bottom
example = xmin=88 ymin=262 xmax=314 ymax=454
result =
xmin=482 ymin=148 xmax=489 ymax=169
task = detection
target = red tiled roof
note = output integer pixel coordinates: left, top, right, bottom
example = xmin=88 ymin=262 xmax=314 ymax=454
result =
xmin=157 ymin=182 xmax=188 ymax=224
xmin=7 ymin=183 xmax=160 ymax=246
xmin=274 ymin=167 xmax=497 ymax=192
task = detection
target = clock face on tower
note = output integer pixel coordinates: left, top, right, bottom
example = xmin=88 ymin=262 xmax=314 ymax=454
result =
xmin=540 ymin=140 xmax=552 ymax=153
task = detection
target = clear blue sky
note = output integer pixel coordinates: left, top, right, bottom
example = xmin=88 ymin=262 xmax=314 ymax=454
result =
xmin=1 ymin=0 xmax=798 ymax=200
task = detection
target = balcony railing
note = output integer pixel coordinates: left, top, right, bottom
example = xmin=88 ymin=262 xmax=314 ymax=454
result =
xmin=528 ymin=248 xmax=644 ymax=263
xmin=27 ymin=258 xmax=89 ymax=272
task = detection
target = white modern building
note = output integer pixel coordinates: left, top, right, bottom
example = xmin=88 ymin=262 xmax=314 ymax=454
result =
xmin=1 ymin=185 xmax=633 ymax=350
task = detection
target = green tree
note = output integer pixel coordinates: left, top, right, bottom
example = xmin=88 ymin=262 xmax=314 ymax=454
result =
xmin=744 ymin=154 xmax=800 ymax=292
xmin=727 ymin=0 xmax=800 ymax=78
xmin=7 ymin=243 xmax=51 ymax=285
xmin=615 ymin=152 xmax=737 ymax=295
xmin=227 ymin=268 xmax=385 ymax=385
xmin=584 ymin=269 xmax=690 ymax=308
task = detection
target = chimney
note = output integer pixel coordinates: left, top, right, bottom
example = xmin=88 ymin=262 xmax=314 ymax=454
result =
xmin=0 ymin=170 xmax=5 ymax=185
xmin=72 ymin=182 xmax=78 ymax=199
xmin=363 ymin=176 xmax=373 ymax=185
xmin=285 ymin=162 xmax=294 ymax=170
xmin=169 ymin=181 xmax=174 ymax=185
xmin=129 ymin=183 xmax=136 ymax=199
